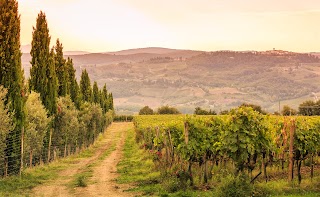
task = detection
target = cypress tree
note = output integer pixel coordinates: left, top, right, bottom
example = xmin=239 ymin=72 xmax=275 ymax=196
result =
xmin=44 ymin=48 xmax=58 ymax=115
xmin=30 ymin=11 xmax=58 ymax=116
xmin=66 ymin=57 xmax=81 ymax=108
xmin=100 ymin=84 xmax=108 ymax=113
xmin=92 ymin=81 xmax=100 ymax=104
xmin=80 ymin=69 xmax=92 ymax=102
xmin=54 ymin=39 xmax=68 ymax=96
xmin=107 ymin=93 xmax=114 ymax=111
xmin=0 ymin=0 xmax=25 ymax=174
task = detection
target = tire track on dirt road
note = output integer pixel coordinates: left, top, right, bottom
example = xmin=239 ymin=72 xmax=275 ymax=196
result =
xmin=31 ymin=122 xmax=134 ymax=197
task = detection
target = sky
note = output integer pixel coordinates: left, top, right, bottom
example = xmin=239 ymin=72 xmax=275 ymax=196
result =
xmin=18 ymin=0 xmax=320 ymax=52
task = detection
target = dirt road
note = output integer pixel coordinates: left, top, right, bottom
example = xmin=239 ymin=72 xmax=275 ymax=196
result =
xmin=31 ymin=122 xmax=135 ymax=197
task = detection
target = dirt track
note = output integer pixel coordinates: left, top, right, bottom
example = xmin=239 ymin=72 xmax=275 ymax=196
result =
xmin=31 ymin=122 xmax=134 ymax=197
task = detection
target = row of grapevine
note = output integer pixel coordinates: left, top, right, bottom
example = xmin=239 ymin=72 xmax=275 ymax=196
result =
xmin=134 ymin=107 xmax=320 ymax=186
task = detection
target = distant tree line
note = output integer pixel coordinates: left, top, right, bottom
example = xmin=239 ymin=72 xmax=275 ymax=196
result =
xmin=194 ymin=107 xmax=216 ymax=115
xmin=0 ymin=2 xmax=114 ymax=176
xmin=139 ymin=100 xmax=320 ymax=116
xmin=139 ymin=105 xmax=181 ymax=115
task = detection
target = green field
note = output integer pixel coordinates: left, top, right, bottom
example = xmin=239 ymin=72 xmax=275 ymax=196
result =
xmin=127 ymin=110 xmax=320 ymax=196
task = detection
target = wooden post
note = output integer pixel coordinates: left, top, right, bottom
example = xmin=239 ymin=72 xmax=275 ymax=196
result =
xmin=167 ymin=129 xmax=174 ymax=166
xmin=4 ymin=159 xmax=8 ymax=177
xmin=53 ymin=147 xmax=57 ymax=161
xmin=64 ymin=143 xmax=67 ymax=158
xmin=29 ymin=149 xmax=33 ymax=168
xmin=47 ymin=128 xmax=52 ymax=163
xmin=288 ymin=119 xmax=295 ymax=182
xmin=311 ymin=155 xmax=314 ymax=181
xmin=184 ymin=122 xmax=188 ymax=144
xmin=20 ymin=126 xmax=24 ymax=176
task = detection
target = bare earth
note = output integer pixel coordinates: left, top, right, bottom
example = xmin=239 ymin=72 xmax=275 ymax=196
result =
xmin=31 ymin=122 xmax=135 ymax=197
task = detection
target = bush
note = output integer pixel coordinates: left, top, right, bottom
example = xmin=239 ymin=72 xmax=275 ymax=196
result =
xmin=139 ymin=106 xmax=154 ymax=115
xmin=157 ymin=105 xmax=180 ymax=114
xmin=218 ymin=174 xmax=253 ymax=197
xmin=113 ymin=115 xmax=133 ymax=122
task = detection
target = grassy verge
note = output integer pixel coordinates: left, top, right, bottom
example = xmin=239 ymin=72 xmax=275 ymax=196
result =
xmin=0 ymin=126 xmax=114 ymax=196
xmin=117 ymin=128 xmax=320 ymax=197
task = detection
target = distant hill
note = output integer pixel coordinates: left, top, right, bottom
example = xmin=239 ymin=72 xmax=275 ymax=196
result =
xmin=21 ymin=48 xmax=320 ymax=114
xmin=105 ymin=47 xmax=203 ymax=56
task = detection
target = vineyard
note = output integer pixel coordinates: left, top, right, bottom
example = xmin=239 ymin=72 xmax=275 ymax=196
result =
xmin=133 ymin=107 xmax=320 ymax=195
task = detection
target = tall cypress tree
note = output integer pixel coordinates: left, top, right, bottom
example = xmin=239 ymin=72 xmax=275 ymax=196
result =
xmin=0 ymin=0 xmax=25 ymax=174
xmin=100 ymin=84 xmax=108 ymax=113
xmin=107 ymin=93 xmax=114 ymax=111
xmin=66 ymin=57 xmax=80 ymax=108
xmin=30 ymin=11 xmax=57 ymax=116
xmin=92 ymin=81 xmax=100 ymax=104
xmin=54 ymin=39 xmax=68 ymax=96
xmin=80 ymin=69 xmax=92 ymax=102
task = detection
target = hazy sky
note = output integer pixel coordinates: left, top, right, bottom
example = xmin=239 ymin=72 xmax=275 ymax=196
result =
xmin=18 ymin=0 xmax=320 ymax=52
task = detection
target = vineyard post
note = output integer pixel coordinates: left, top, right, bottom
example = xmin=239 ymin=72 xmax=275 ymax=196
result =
xmin=311 ymin=154 xmax=314 ymax=181
xmin=288 ymin=119 xmax=295 ymax=182
xmin=184 ymin=122 xmax=188 ymax=144
xmin=64 ymin=138 xmax=67 ymax=158
xmin=155 ymin=127 xmax=159 ymax=151
xmin=184 ymin=121 xmax=193 ymax=186
xmin=29 ymin=149 xmax=33 ymax=168
xmin=167 ymin=129 xmax=174 ymax=166
xmin=4 ymin=158 xmax=8 ymax=177
xmin=47 ymin=128 xmax=53 ymax=163
xmin=20 ymin=126 xmax=24 ymax=176
xmin=53 ymin=147 xmax=57 ymax=161
xmin=163 ymin=130 xmax=169 ymax=165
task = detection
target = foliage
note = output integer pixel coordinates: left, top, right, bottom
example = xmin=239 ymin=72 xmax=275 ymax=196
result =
xmin=80 ymin=69 xmax=92 ymax=103
xmin=222 ymin=107 xmax=271 ymax=173
xmin=0 ymin=87 xmax=13 ymax=174
xmin=298 ymin=100 xmax=320 ymax=116
xmin=217 ymin=174 xmax=253 ymax=197
xmin=282 ymin=105 xmax=297 ymax=116
xmin=78 ymin=102 xmax=105 ymax=148
xmin=240 ymin=103 xmax=267 ymax=114
xmin=0 ymin=0 xmax=25 ymax=175
xmin=25 ymin=92 xmax=51 ymax=166
xmin=114 ymin=115 xmax=133 ymax=122
xmin=157 ymin=105 xmax=180 ymax=114
xmin=139 ymin=106 xmax=154 ymax=115
xmin=53 ymin=96 xmax=79 ymax=157
xmin=134 ymin=112 xmax=320 ymax=192
xmin=54 ymin=39 xmax=68 ymax=96
xmin=66 ymin=58 xmax=80 ymax=108
xmin=220 ymin=110 xmax=229 ymax=115
xmin=30 ymin=11 xmax=58 ymax=116
xmin=194 ymin=107 xmax=216 ymax=115
xmin=92 ymin=81 xmax=100 ymax=104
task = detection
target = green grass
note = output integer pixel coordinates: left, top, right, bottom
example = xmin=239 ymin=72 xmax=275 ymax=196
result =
xmin=0 ymin=160 xmax=69 ymax=196
xmin=0 ymin=128 xmax=116 ymax=196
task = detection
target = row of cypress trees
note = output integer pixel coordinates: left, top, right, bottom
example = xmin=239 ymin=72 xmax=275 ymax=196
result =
xmin=0 ymin=1 xmax=113 ymax=175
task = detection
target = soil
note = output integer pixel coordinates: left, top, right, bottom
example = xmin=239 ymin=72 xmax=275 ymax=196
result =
xmin=31 ymin=122 xmax=135 ymax=197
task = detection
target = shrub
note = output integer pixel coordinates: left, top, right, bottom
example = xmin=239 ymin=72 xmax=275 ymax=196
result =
xmin=218 ymin=174 xmax=253 ymax=197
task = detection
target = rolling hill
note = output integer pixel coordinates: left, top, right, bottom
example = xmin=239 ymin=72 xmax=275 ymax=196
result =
xmin=21 ymin=47 xmax=320 ymax=114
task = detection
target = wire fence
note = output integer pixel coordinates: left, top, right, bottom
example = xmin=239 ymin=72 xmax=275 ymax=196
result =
xmin=0 ymin=115 xmax=113 ymax=177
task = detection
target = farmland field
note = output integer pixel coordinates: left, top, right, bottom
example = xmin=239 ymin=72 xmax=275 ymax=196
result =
xmin=130 ymin=110 xmax=320 ymax=196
